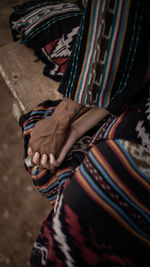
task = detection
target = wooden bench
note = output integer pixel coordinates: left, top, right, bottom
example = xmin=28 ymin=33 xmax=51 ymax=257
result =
xmin=0 ymin=41 xmax=62 ymax=120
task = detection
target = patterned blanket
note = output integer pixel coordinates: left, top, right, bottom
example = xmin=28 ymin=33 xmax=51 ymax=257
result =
xmin=19 ymin=87 xmax=150 ymax=266
xmin=10 ymin=0 xmax=82 ymax=81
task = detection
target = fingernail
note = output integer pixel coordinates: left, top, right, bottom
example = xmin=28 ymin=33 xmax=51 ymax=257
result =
xmin=50 ymin=154 xmax=55 ymax=164
xmin=28 ymin=147 xmax=32 ymax=156
xmin=33 ymin=152 xmax=40 ymax=164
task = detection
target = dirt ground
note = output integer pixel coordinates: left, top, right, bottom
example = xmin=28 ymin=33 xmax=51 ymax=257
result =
xmin=0 ymin=1 xmax=50 ymax=266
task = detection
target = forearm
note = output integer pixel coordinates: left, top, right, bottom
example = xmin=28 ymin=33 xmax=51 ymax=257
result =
xmin=72 ymin=107 xmax=110 ymax=138
xmin=53 ymin=97 xmax=89 ymax=123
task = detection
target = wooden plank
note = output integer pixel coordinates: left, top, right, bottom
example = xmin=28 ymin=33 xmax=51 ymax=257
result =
xmin=0 ymin=41 xmax=62 ymax=114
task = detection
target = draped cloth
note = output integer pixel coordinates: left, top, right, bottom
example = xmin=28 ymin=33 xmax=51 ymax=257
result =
xmin=14 ymin=0 xmax=150 ymax=265
xmin=11 ymin=0 xmax=149 ymax=110
xmin=10 ymin=0 xmax=82 ymax=81
xmin=58 ymin=0 xmax=148 ymax=111
xmin=20 ymin=87 xmax=150 ymax=266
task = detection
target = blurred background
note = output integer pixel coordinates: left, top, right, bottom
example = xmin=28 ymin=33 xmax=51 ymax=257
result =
xmin=0 ymin=1 xmax=49 ymax=266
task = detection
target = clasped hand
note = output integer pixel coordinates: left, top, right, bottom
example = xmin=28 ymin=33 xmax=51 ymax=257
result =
xmin=27 ymin=99 xmax=109 ymax=173
xmin=27 ymin=112 xmax=80 ymax=173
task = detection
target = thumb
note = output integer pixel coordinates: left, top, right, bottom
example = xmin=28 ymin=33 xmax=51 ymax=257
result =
xmin=56 ymin=135 xmax=76 ymax=165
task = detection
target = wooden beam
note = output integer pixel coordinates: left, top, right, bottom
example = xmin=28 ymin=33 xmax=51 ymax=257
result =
xmin=0 ymin=41 xmax=62 ymax=117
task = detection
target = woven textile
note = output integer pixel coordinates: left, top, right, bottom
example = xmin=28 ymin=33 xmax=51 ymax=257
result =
xmin=11 ymin=0 xmax=149 ymax=109
xmin=10 ymin=0 xmax=82 ymax=81
xmin=16 ymin=1 xmax=150 ymax=265
xmin=59 ymin=0 xmax=149 ymax=111
xmin=20 ymin=87 xmax=150 ymax=266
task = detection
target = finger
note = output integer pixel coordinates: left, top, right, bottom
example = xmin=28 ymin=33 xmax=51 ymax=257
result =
xmin=49 ymin=154 xmax=57 ymax=173
xmin=40 ymin=154 xmax=50 ymax=169
xmin=50 ymin=154 xmax=55 ymax=164
xmin=28 ymin=146 xmax=33 ymax=157
xmin=32 ymin=152 xmax=40 ymax=165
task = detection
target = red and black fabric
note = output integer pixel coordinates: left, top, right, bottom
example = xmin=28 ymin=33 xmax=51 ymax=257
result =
xmin=10 ymin=0 xmax=82 ymax=81
xmin=20 ymin=86 xmax=150 ymax=266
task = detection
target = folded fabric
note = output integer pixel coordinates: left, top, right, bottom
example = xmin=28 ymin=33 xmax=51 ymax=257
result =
xmin=19 ymin=87 xmax=150 ymax=266
xmin=10 ymin=0 xmax=82 ymax=81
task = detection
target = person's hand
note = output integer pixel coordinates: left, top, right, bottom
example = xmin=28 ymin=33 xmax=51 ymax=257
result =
xmin=27 ymin=114 xmax=71 ymax=169
xmin=41 ymin=107 xmax=109 ymax=172
xmin=40 ymin=123 xmax=80 ymax=173
xmin=28 ymin=96 xmax=109 ymax=171
xmin=27 ymin=98 xmax=83 ymax=168
xmin=48 ymin=106 xmax=110 ymax=172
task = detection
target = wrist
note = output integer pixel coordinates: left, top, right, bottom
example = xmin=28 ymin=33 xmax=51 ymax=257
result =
xmin=53 ymin=98 xmax=83 ymax=123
